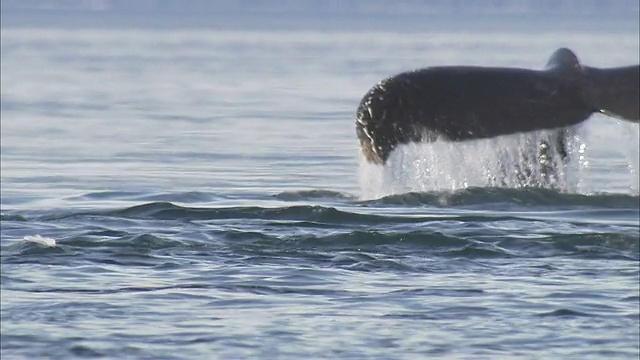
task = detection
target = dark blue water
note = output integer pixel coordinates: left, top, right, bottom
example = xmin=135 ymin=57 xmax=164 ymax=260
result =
xmin=1 ymin=12 xmax=639 ymax=360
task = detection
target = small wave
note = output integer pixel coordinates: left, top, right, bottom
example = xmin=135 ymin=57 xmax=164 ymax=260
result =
xmin=621 ymin=296 xmax=640 ymax=303
xmin=137 ymin=191 xmax=221 ymax=203
xmin=59 ymin=233 xmax=186 ymax=259
xmin=67 ymin=190 xmax=220 ymax=203
xmin=537 ymin=309 xmax=595 ymax=317
xmin=23 ymin=235 xmax=57 ymax=247
xmin=216 ymin=229 xmax=468 ymax=251
xmin=216 ymin=229 xmax=639 ymax=260
xmin=104 ymin=202 xmax=410 ymax=224
xmin=98 ymin=233 xmax=185 ymax=250
xmin=4 ymin=239 xmax=65 ymax=257
xmin=384 ymin=306 xmax=490 ymax=320
xmin=101 ymin=202 xmax=548 ymax=225
xmin=3 ymin=228 xmax=636 ymax=270
xmin=273 ymin=189 xmax=356 ymax=201
xmin=0 ymin=213 xmax=29 ymax=221
xmin=66 ymin=191 xmax=144 ymax=201
xmin=69 ymin=345 xmax=104 ymax=358
xmin=365 ymin=187 xmax=640 ymax=208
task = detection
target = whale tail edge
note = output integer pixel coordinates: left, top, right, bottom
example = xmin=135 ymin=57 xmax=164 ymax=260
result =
xmin=586 ymin=65 xmax=640 ymax=122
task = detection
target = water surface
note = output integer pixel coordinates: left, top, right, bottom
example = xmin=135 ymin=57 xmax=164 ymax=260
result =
xmin=1 ymin=19 xmax=639 ymax=360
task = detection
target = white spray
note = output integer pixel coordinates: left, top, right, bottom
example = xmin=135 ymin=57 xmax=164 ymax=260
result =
xmin=358 ymin=126 xmax=613 ymax=200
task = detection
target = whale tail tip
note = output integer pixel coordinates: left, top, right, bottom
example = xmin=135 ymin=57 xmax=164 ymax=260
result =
xmin=547 ymin=47 xmax=639 ymax=123
xmin=586 ymin=64 xmax=640 ymax=123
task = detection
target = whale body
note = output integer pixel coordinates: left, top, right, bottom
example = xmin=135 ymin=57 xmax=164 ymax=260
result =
xmin=356 ymin=48 xmax=639 ymax=164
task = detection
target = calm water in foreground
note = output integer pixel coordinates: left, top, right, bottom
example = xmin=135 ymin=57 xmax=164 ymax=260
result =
xmin=1 ymin=21 xmax=639 ymax=359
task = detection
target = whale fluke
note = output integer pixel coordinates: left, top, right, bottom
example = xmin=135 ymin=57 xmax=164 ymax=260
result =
xmin=356 ymin=48 xmax=639 ymax=164
xmin=588 ymin=65 xmax=639 ymax=122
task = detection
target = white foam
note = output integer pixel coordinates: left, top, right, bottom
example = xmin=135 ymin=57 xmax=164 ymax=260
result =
xmin=24 ymin=235 xmax=57 ymax=247
xmin=359 ymin=128 xmax=591 ymax=200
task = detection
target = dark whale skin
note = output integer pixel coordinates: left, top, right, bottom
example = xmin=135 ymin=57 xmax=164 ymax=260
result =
xmin=356 ymin=48 xmax=639 ymax=164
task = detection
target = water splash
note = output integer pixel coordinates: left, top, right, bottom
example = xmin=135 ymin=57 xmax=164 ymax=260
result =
xmin=621 ymin=121 xmax=640 ymax=194
xmin=359 ymin=128 xmax=593 ymax=200
xmin=23 ymin=235 xmax=57 ymax=247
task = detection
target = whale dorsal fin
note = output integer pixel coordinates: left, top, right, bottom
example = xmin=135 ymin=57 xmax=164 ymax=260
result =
xmin=545 ymin=48 xmax=583 ymax=74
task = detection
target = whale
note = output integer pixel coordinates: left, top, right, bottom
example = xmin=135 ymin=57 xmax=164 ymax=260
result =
xmin=356 ymin=48 xmax=639 ymax=165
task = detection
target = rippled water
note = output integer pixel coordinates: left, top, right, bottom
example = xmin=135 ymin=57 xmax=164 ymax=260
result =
xmin=1 ymin=18 xmax=639 ymax=360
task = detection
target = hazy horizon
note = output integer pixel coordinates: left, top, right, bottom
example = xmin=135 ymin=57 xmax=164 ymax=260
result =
xmin=2 ymin=0 xmax=639 ymax=32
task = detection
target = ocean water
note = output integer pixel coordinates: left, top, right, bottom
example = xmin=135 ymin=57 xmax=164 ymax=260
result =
xmin=1 ymin=21 xmax=639 ymax=359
